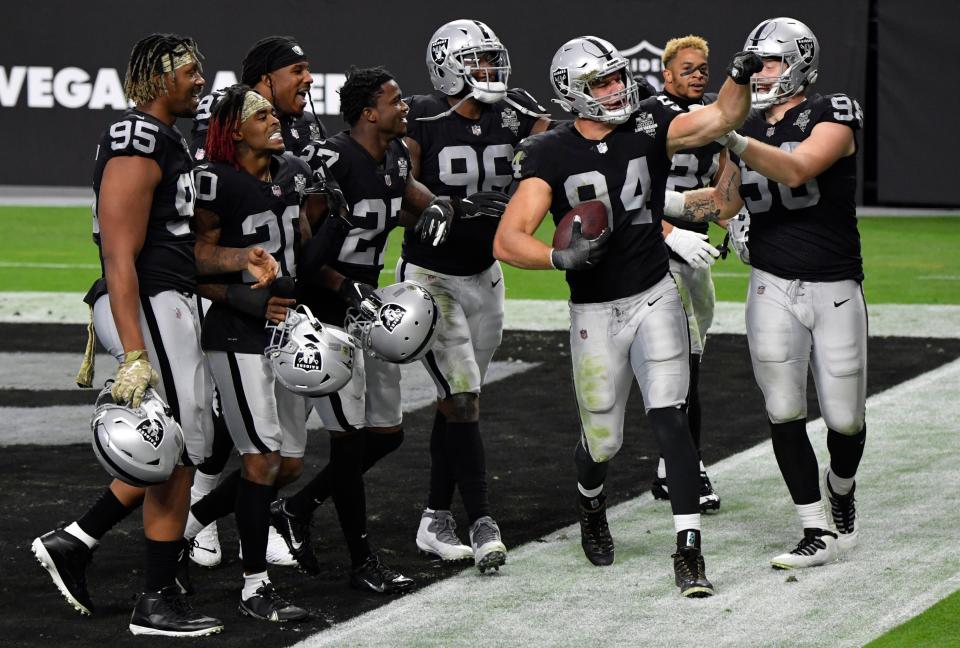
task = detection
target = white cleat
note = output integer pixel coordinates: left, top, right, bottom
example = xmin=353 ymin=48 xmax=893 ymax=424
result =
xmin=416 ymin=509 xmax=473 ymax=561
xmin=189 ymin=522 xmax=221 ymax=568
xmin=266 ymin=525 xmax=298 ymax=567
xmin=825 ymin=468 xmax=859 ymax=552
xmin=771 ymin=528 xmax=839 ymax=569
xmin=469 ymin=516 xmax=507 ymax=573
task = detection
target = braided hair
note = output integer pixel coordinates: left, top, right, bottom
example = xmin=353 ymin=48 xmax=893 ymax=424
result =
xmin=339 ymin=65 xmax=394 ymax=125
xmin=204 ymin=84 xmax=250 ymax=167
xmin=124 ymin=33 xmax=202 ymax=105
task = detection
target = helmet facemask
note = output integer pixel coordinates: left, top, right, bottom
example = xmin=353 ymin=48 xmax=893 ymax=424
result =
xmin=345 ymin=281 xmax=439 ymax=364
xmin=459 ymin=47 xmax=511 ymax=103
xmin=266 ymin=305 xmax=356 ymax=397
xmin=743 ymin=17 xmax=819 ymax=109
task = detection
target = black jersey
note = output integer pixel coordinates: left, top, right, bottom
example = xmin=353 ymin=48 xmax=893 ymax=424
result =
xmin=514 ymin=96 xmax=681 ymax=304
xmin=194 ymin=154 xmax=311 ymax=353
xmin=737 ymin=93 xmax=863 ymax=282
xmin=92 ymin=109 xmax=197 ymax=296
xmin=401 ymin=89 xmax=544 ymax=276
xmin=661 ymin=91 xmax=724 ymax=244
xmin=299 ymin=131 xmax=411 ymax=324
xmin=190 ymin=90 xmax=327 ymax=161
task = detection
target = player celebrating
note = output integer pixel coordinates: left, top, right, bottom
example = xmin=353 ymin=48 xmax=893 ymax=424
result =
xmin=399 ymin=19 xmax=550 ymax=571
xmin=672 ymin=17 xmax=866 ymax=569
xmin=494 ymin=36 xmax=760 ymax=597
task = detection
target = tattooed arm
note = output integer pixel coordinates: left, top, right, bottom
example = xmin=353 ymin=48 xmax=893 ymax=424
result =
xmin=194 ymin=207 xmax=278 ymax=288
xmin=673 ymin=153 xmax=745 ymax=224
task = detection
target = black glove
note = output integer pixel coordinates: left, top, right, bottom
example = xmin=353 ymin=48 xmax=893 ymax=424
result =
xmin=459 ymin=191 xmax=510 ymax=220
xmin=416 ymin=197 xmax=454 ymax=246
xmin=338 ymin=277 xmax=376 ymax=311
xmin=726 ymin=51 xmax=763 ymax=85
xmin=305 ymin=166 xmax=353 ymax=227
xmin=270 ymin=276 xmax=296 ymax=298
xmin=225 ymin=284 xmax=271 ymax=318
xmin=550 ymin=217 xmax=612 ymax=270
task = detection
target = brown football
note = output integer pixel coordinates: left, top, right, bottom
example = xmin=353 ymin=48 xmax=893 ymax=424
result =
xmin=552 ymin=200 xmax=610 ymax=250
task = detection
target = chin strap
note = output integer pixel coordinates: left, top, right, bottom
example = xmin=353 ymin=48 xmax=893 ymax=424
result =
xmin=503 ymin=93 xmax=551 ymax=119
xmin=415 ymin=94 xmax=474 ymax=122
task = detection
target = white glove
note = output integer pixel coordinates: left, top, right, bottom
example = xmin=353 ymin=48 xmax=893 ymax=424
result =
xmin=727 ymin=211 xmax=751 ymax=264
xmin=664 ymin=228 xmax=720 ymax=270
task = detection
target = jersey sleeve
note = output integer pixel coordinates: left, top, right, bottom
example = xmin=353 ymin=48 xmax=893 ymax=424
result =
xmin=814 ymin=93 xmax=864 ymax=132
xmin=99 ymin=115 xmax=169 ymax=166
xmin=512 ymin=133 xmax=555 ymax=184
xmin=192 ymin=162 xmax=228 ymax=215
xmin=638 ymin=96 xmax=683 ymax=162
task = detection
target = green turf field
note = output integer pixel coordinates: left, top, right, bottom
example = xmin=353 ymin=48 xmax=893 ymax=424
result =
xmin=865 ymin=589 xmax=960 ymax=647
xmin=0 ymin=206 xmax=957 ymax=303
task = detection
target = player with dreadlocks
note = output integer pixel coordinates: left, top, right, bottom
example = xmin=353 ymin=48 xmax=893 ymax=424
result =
xmin=32 ymin=34 xmax=234 ymax=636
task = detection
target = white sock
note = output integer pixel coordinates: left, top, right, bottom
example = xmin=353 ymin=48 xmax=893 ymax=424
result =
xmin=699 ymin=460 xmax=707 ymax=473
xmin=827 ymin=469 xmax=855 ymax=496
xmin=796 ymin=501 xmax=830 ymax=531
xmin=577 ymin=483 xmax=603 ymax=498
xmin=184 ymin=511 xmax=205 ymax=540
xmin=657 ymin=457 xmax=667 ymax=479
xmin=64 ymin=522 xmax=98 ymax=550
xmin=673 ymin=513 xmax=701 ymax=534
xmin=242 ymin=571 xmax=270 ymax=601
xmin=191 ymin=470 xmax=221 ymax=504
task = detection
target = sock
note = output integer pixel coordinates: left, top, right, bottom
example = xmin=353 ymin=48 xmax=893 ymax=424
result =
xmin=427 ymin=410 xmax=456 ymax=511
xmin=191 ymin=469 xmax=241 ymax=527
xmin=656 ymin=456 xmax=667 ymax=479
xmin=64 ymin=522 xmax=98 ymax=550
xmin=674 ymin=514 xmax=701 ymax=535
xmin=329 ymin=433 xmax=371 ymax=567
xmin=688 ymin=353 xmax=702 ymax=454
xmin=827 ymin=469 xmax=856 ymax=497
xmin=144 ymin=538 xmax=181 ymax=592
xmin=578 ymin=485 xmax=605 ymax=511
xmin=827 ymin=424 xmax=867 ymax=481
xmin=575 ymin=440 xmax=608 ymax=492
xmin=235 ymin=478 xmax=274 ymax=575
xmin=190 ymin=469 xmax=221 ymax=504
xmin=284 ymin=464 xmax=333 ymax=518
xmin=648 ymin=407 xmax=699 ymax=516
xmin=241 ymin=570 xmax=270 ymax=600
xmin=76 ymin=487 xmax=138 ymax=542
xmin=677 ymin=528 xmax=702 ymax=550
xmin=770 ymin=419 xmax=821 ymax=505
xmin=796 ymin=501 xmax=830 ymax=531
xmin=362 ymin=428 xmax=404 ymax=472
xmin=184 ymin=511 xmax=204 ymax=540
xmin=447 ymin=421 xmax=489 ymax=523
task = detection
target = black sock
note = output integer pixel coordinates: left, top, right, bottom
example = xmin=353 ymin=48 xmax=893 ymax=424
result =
xmin=191 ymin=468 xmax=241 ymax=526
xmin=144 ymin=537 xmax=182 ymax=592
xmin=329 ymin=433 xmax=370 ymax=567
xmin=677 ymin=528 xmax=702 ymax=550
xmin=428 ymin=410 xmax=456 ymax=511
xmin=575 ymin=441 xmax=608 ymax=510
xmin=196 ymin=407 xmax=234 ymax=475
xmin=770 ymin=419 xmax=820 ymax=505
xmin=827 ymin=424 xmax=866 ymax=479
xmin=77 ymin=487 xmax=139 ymax=540
xmin=688 ymin=354 xmax=702 ymax=456
xmin=648 ymin=407 xmax=699 ymax=516
xmin=361 ymin=428 xmax=404 ymax=472
xmin=284 ymin=466 xmax=332 ymax=518
xmin=447 ymin=421 xmax=488 ymax=523
xmin=235 ymin=478 xmax=274 ymax=574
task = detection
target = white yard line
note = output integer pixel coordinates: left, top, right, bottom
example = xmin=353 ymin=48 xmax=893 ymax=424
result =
xmin=294 ymin=358 xmax=960 ymax=648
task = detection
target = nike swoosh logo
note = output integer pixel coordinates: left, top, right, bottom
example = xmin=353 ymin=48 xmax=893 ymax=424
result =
xmin=193 ymin=545 xmax=217 ymax=554
xmin=491 ymin=278 xmax=502 ymax=288
xmin=834 ymin=299 xmax=851 ymax=308
xmin=648 ymin=295 xmax=664 ymax=307
xmin=359 ymin=577 xmax=385 ymax=593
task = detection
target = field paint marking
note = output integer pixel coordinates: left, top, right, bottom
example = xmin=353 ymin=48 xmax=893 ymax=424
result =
xmin=0 ymin=261 xmax=100 ymax=269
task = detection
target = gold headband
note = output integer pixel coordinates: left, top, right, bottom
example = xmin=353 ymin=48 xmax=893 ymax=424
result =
xmin=160 ymin=49 xmax=196 ymax=73
xmin=240 ymin=91 xmax=273 ymax=123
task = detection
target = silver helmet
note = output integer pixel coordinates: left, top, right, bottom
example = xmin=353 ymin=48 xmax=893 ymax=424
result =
xmin=427 ymin=19 xmax=511 ymax=104
xmin=743 ymin=17 xmax=819 ymax=109
xmin=91 ymin=383 xmax=184 ymax=487
xmin=549 ymin=36 xmax=641 ymax=125
xmin=266 ymin=305 xmax=356 ymax=397
xmin=345 ymin=281 xmax=439 ymax=364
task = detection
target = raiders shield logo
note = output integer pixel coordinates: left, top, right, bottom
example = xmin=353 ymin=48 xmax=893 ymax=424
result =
xmin=552 ymin=67 xmax=569 ymax=93
xmin=379 ymin=304 xmax=406 ymax=333
xmin=619 ymin=40 xmax=666 ymax=92
xmin=430 ymin=38 xmax=449 ymax=66
xmin=294 ymin=346 xmax=322 ymax=372
xmin=795 ymin=37 xmax=815 ymax=62
xmin=137 ymin=419 xmax=164 ymax=449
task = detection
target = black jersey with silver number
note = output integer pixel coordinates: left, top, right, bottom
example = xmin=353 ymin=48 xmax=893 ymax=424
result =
xmin=661 ymin=91 xmax=724 ymax=244
xmin=194 ymin=154 xmax=310 ymax=353
xmin=190 ymin=90 xmax=327 ymax=161
xmin=737 ymin=93 xmax=863 ymax=282
xmin=93 ymin=109 xmax=197 ymax=296
xmin=299 ymin=131 xmax=411 ymax=324
xmin=401 ymin=89 xmax=543 ymax=275
xmin=514 ymin=96 xmax=681 ymax=304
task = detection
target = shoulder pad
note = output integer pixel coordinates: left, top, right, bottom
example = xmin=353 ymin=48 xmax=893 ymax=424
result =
xmin=504 ymin=88 xmax=550 ymax=118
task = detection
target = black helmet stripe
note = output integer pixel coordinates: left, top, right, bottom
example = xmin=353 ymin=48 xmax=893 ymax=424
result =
xmin=473 ymin=20 xmax=491 ymax=40
xmin=750 ymin=20 xmax=771 ymax=46
xmin=584 ymin=37 xmax=614 ymax=60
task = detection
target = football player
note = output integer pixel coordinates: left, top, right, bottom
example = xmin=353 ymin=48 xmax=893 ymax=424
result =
xmin=494 ymin=36 xmax=760 ymax=597
xmin=650 ymin=35 xmax=725 ymax=512
xmin=33 ymin=34 xmax=231 ymax=635
xmin=269 ymin=65 xmax=457 ymax=593
xmin=670 ymin=17 xmax=866 ymax=569
xmin=398 ymin=19 xmax=550 ymax=571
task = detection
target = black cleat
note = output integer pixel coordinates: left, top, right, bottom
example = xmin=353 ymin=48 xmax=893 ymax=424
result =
xmin=651 ymin=477 xmax=670 ymax=501
xmin=31 ymin=528 xmax=95 ymax=616
xmin=350 ymin=554 xmax=414 ymax=594
xmin=269 ymin=499 xmax=320 ymax=575
xmin=578 ymin=497 xmax=615 ymax=566
xmin=699 ymin=471 xmax=721 ymax=513
xmin=238 ymin=582 xmax=309 ymax=623
xmin=176 ymin=539 xmax=194 ymax=595
xmin=825 ymin=469 xmax=859 ymax=551
xmin=672 ymin=546 xmax=715 ymax=598
xmin=129 ymin=585 xmax=224 ymax=637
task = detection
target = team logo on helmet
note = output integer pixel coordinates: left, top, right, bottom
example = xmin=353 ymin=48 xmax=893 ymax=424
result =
xmin=379 ymin=304 xmax=406 ymax=333
xmin=137 ymin=418 xmax=164 ymax=449
xmin=795 ymin=37 xmax=816 ymax=62
xmin=430 ymin=38 xmax=449 ymax=65
xmin=552 ymin=67 xmax=569 ymax=93
xmin=294 ymin=346 xmax=322 ymax=372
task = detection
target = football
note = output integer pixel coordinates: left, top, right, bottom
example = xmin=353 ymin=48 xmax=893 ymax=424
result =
xmin=552 ymin=200 xmax=610 ymax=250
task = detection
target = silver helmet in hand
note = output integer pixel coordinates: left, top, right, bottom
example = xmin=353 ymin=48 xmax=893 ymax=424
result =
xmin=345 ymin=281 xmax=439 ymax=364
xmin=266 ymin=305 xmax=356 ymax=397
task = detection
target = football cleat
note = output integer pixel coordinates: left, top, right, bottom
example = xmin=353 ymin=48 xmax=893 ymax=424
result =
xmin=31 ymin=528 xmax=95 ymax=616
xmin=129 ymin=585 xmax=223 ymax=637
xmin=699 ymin=471 xmax=721 ymax=512
xmin=469 ymin=516 xmax=507 ymax=573
xmin=672 ymin=546 xmax=715 ymax=598
xmin=416 ymin=509 xmax=473 ymax=561
xmin=825 ymin=468 xmax=859 ymax=552
xmin=350 ymin=554 xmax=414 ymax=594
xmin=269 ymin=499 xmax=320 ymax=575
xmin=238 ymin=582 xmax=308 ymax=623
xmin=651 ymin=476 xmax=670 ymax=501
xmin=578 ymin=497 xmax=615 ymax=566
xmin=189 ymin=522 xmax=221 ymax=568
xmin=239 ymin=526 xmax=299 ymax=567
xmin=771 ymin=528 xmax=839 ymax=569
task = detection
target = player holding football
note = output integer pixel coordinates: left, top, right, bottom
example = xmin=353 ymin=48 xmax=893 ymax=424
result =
xmin=494 ymin=36 xmax=760 ymax=597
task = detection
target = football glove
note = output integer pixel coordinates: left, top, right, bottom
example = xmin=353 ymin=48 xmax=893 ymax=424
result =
xmin=338 ymin=277 xmax=376 ymax=311
xmin=665 ymin=228 xmax=720 ymax=270
xmin=550 ymin=216 xmax=612 ymax=270
xmin=416 ymin=197 xmax=454 ymax=246
xmin=112 ymin=349 xmax=160 ymax=408
xmin=726 ymin=51 xmax=763 ymax=85
xmin=459 ymin=191 xmax=510 ymax=220
xmin=727 ymin=211 xmax=751 ymax=264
